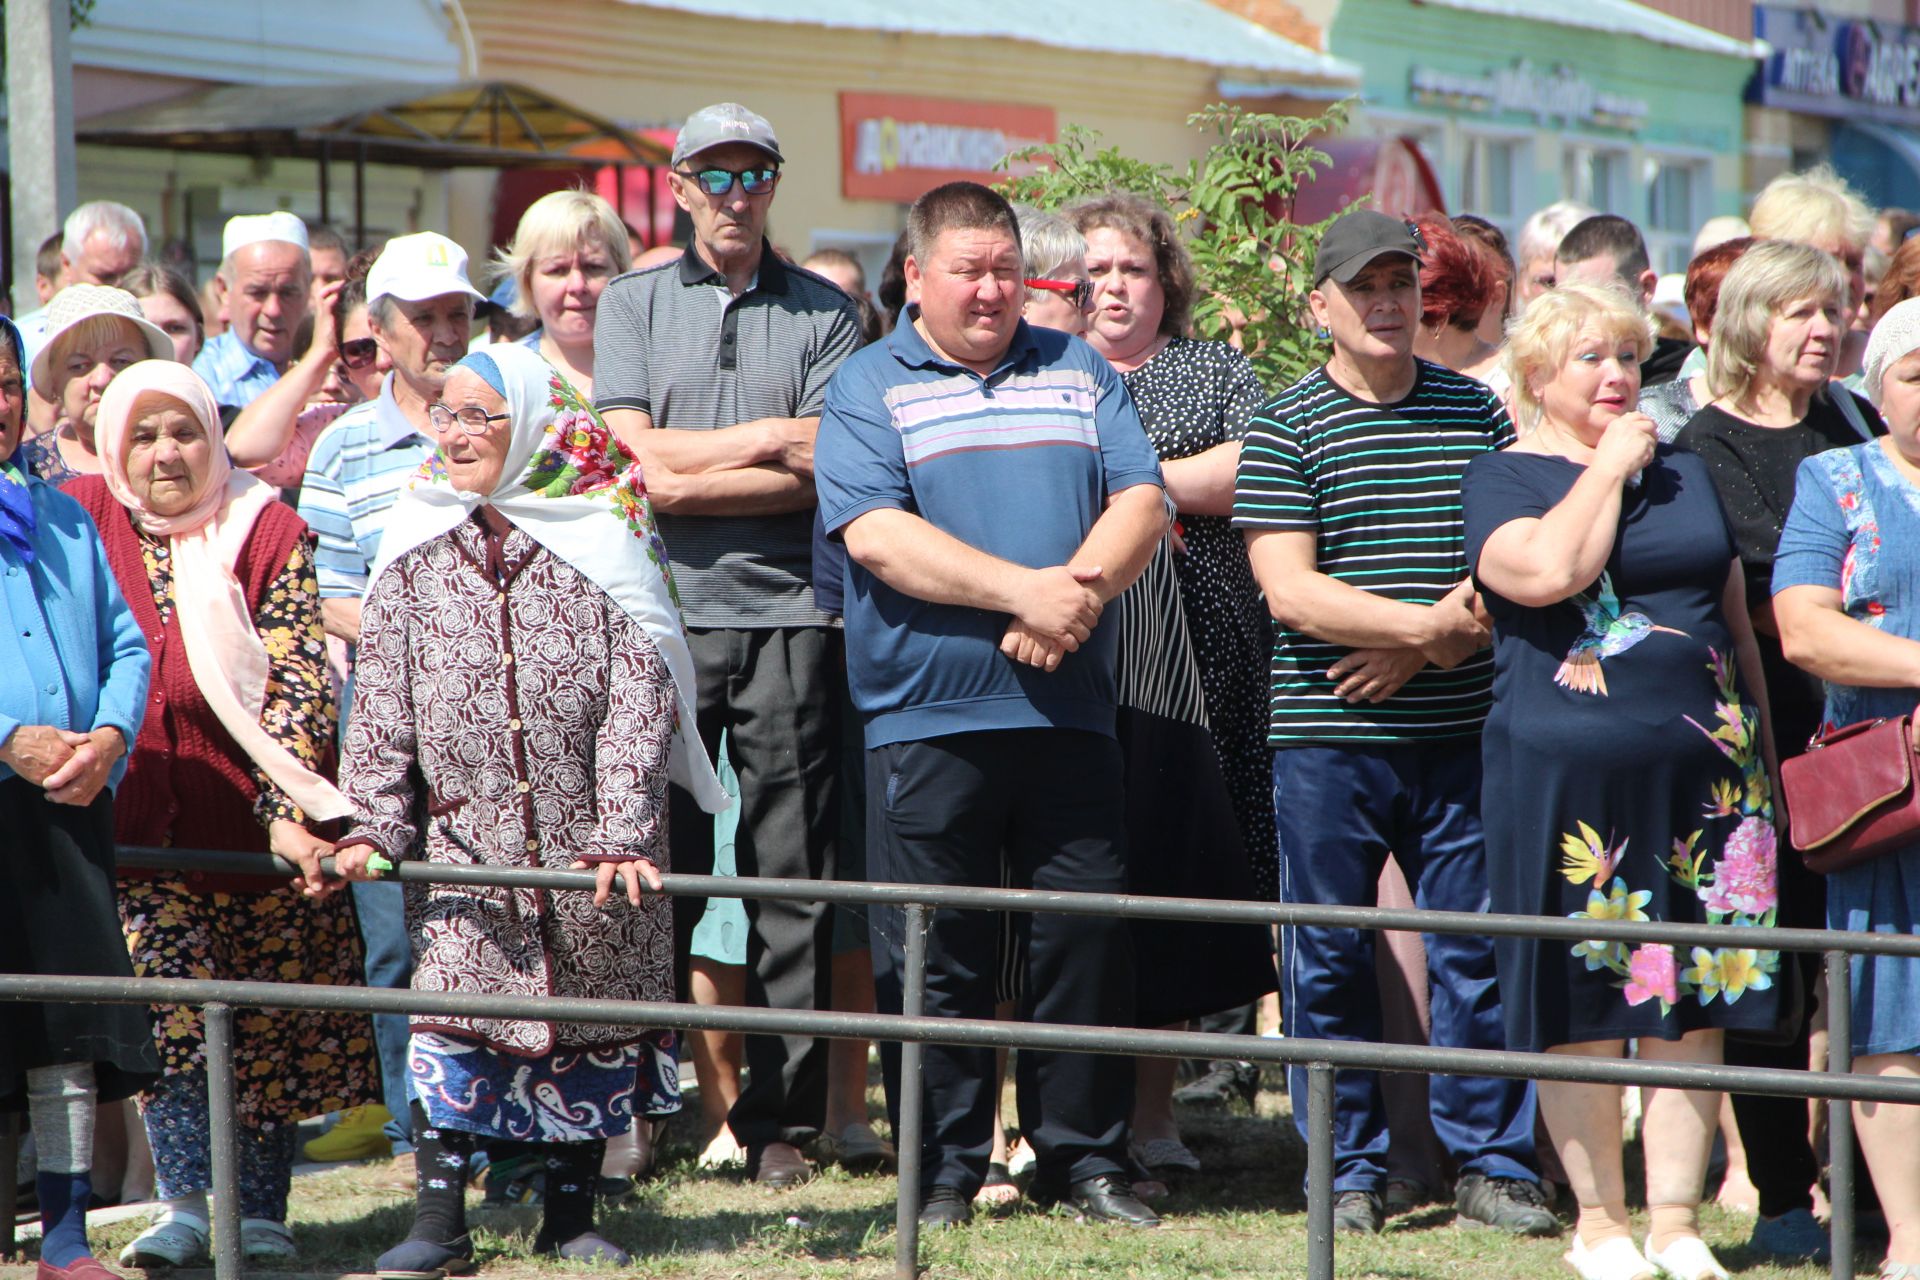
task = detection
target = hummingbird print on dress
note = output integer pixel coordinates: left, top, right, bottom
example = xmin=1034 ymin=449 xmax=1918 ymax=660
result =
xmin=1554 ymin=571 xmax=1688 ymax=696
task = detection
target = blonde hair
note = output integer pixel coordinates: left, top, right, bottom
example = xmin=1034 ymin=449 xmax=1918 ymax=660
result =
xmin=1705 ymin=240 xmax=1848 ymax=401
xmin=1502 ymin=281 xmax=1653 ymax=431
xmin=1749 ymin=165 xmax=1875 ymax=253
xmin=47 ymin=314 xmax=151 ymax=392
xmin=1014 ymin=206 xmax=1087 ymax=281
xmin=494 ymin=189 xmax=632 ymax=319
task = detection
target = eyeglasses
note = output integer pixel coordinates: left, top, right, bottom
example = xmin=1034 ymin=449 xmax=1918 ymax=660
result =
xmin=427 ymin=403 xmax=511 ymax=434
xmin=1025 ymin=278 xmax=1094 ymax=310
xmin=338 ymin=337 xmax=379 ymax=369
xmin=676 ymin=166 xmax=779 ymax=197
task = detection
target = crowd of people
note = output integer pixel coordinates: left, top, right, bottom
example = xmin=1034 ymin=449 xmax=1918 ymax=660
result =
xmin=3 ymin=95 xmax=1920 ymax=1280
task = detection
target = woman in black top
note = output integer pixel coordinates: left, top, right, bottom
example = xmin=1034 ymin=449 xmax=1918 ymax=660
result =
xmin=1674 ymin=237 xmax=1881 ymax=1263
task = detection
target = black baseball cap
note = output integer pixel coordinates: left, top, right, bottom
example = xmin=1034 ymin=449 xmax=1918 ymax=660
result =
xmin=1313 ymin=210 xmax=1424 ymax=286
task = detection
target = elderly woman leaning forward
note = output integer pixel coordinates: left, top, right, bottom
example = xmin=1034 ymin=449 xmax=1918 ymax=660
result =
xmin=0 ymin=316 xmax=160 ymax=1280
xmin=333 ymin=344 xmax=726 ymax=1275
xmin=1774 ymin=297 xmax=1920 ymax=1280
xmin=61 ymin=361 xmax=378 ymax=1269
xmin=1464 ymin=283 xmax=1784 ymax=1280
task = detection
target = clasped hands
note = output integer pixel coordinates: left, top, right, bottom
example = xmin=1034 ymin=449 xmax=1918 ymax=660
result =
xmin=0 ymin=724 xmax=123 ymax=808
xmin=1326 ymin=582 xmax=1491 ymax=705
xmin=999 ymin=564 xmax=1106 ymax=673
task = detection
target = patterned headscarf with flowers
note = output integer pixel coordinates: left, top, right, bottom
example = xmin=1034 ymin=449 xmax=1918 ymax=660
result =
xmin=370 ymin=343 xmax=726 ymax=813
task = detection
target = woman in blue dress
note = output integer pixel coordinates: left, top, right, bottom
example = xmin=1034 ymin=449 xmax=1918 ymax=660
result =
xmin=1463 ymin=283 xmax=1782 ymax=1280
xmin=1774 ymin=295 xmax=1920 ymax=1280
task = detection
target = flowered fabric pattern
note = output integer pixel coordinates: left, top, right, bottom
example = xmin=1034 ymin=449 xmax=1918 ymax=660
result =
xmin=120 ymin=877 xmax=378 ymax=1127
xmin=410 ymin=1031 xmax=675 ymax=1142
xmin=136 ymin=532 xmax=336 ymax=826
xmin=143 ymin=1069 xmax=302 ymax=1220
xmin=1563 ymin=647 xmax=1781 ymax=1014
xmin=1466 ymin=447 xmax=1784 ymax=1051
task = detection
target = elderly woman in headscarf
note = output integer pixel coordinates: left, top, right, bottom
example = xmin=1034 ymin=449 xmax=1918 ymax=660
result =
xmin=333 ymin=344 xmax=726 ymax=1275
xmin=0 ymin=315 xmax=159 ymax=1280
xmin=61 ymin=360 xmax=378 ymax=1270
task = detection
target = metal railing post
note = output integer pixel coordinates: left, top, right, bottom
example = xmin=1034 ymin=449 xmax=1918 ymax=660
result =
xmin=206 ymin=1002 xmax=243 ymax=1280
xmin=1306 ymin=1062 xmax=1335 ymax=1280
xmin=1826 ymin=951 xmax=1856 ymax=1280
xmin=894 ymin=902 xmax=930 ymax=1280
xmin=1 ymin=1111 xmax=17 ymax=1259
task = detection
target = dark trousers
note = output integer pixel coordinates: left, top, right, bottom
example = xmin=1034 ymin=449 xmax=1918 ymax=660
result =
xmin=1273 ymin=742 xmax=1539 ymax=1193
xmin=668 ymin=626 xmax=839 ymax=1149
xmin=867 ymin=728 xmax=1135 ymax=1199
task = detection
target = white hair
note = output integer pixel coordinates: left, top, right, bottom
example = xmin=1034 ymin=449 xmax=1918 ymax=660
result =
xmin=61 ymin=201 xmax=147 ymax=259
xmin=1516 ymin=200 xmax=1596 ymax=266
xmin=1014 ymin=206 xmax=1087 ymax=280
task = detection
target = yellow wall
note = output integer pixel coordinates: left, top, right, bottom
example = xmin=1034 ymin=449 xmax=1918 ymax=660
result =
xmin=462 ymin=0 xmax=1317 ymax=257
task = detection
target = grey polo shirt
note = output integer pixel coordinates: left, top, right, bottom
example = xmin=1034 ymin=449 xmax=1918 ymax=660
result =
xmin=594 ymin=242 xmax=864 ymax=629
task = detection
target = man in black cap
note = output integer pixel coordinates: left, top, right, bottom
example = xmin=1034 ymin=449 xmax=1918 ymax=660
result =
xmin=594 ymin=103 xmax=864 ymax=1189
xmin=1232 ymin=209 xmax=1553 ymax=1237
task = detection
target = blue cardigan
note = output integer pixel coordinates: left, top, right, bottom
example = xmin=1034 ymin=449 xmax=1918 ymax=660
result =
xmin=0 ymin=470 xmax=149 ymax=788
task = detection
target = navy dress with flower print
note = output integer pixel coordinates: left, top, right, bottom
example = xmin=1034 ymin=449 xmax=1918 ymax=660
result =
xmin=1463 ymin=446 xmax=1784 ymax=1051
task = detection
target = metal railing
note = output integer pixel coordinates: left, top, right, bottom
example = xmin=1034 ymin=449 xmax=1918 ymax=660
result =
xmin=3 ymin=844 xmax=1918 ymax=1280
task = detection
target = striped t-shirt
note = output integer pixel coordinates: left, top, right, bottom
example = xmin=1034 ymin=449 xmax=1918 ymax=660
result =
xmin=1232 ymin=360 xmax=1511 ymax=744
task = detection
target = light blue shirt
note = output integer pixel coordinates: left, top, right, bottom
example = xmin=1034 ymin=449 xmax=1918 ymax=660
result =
xmin=296 ymin=377 xmax=434 ymax=600
xmin=0 ymin=472 xmax=150 ymax=787
xmin=192 ymin=330 xmax=282 ymax=408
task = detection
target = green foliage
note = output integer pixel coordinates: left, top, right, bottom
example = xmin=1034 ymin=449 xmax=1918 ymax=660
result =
xmin=996 ymin=100 xmax=1353 ymax=391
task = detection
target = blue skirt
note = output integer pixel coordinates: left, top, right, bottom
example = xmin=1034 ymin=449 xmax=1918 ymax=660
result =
xmin=1829 ymin=844 xmax=1920 ymax=1057
xmin=409 ymin=1029 xmax=681 ymax=1141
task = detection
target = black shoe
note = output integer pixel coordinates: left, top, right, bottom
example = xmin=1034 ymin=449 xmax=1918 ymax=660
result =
xmin=918 ymin=1185 xmax=972 ymax=1231
xmin=1172 ymin=1060 xmax=1261 ymax=1110
xmin=1384 ymin=1177 xmax=1430 ymax=1216
xmin=1333 ymin=1189 xmax=1384 ymax=1235
xmin=1045 ymin=1174 xmax=1161 ymax=1228
xmin=1454 ymin=1173 xmax=1558 ymax=1236
xmin=374 ymin=1233 xmax=476 ymax=1279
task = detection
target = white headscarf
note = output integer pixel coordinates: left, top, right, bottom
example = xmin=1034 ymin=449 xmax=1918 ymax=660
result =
xmin=1864 ymin=297 xmax=1920 ymax=409
xmin=369 ymin=344 xmax=727 ymax=813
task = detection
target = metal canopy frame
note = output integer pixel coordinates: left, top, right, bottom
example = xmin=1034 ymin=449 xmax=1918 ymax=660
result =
xmin=76 ymin=80 xmax=670 ymax=245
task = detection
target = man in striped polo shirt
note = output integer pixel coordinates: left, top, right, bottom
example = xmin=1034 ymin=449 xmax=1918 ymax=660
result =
xmin=816 ymin=182 xmax=1167 ymax=1231
xmin=594 ymin=103 xmax=865 ymax=1190
xmin=1234 ymin=211 xmax=1553 ymax=1237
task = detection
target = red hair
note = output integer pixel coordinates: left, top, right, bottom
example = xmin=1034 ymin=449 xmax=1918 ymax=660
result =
xmin=1684 ymin=236 xmax=1755 ymax=338
xmin=1414 ymin=213 xmax=1499 ymax=331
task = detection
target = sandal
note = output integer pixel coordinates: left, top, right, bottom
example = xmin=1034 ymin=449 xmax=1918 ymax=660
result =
xmin=1881 ymin=1265 xmax=1920 ymax=1280
xmin=1643 ymin=1236 xmax=1728 ymax=1280
xmin=973 ymin=1162 xmax=1021 ymax=1210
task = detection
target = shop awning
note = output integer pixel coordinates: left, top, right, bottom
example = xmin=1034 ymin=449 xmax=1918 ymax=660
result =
xmin=611 ymin=0 xmax=1360 ymax=87
xmin=75 ymin=80 xmax=669 ymax=169
xmin=1413 ymin=0 xmax=1759 ymax=58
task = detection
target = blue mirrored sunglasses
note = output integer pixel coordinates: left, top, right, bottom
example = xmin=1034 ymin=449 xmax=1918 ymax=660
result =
xmin=678 ymin=166 xmax=779 ymax=197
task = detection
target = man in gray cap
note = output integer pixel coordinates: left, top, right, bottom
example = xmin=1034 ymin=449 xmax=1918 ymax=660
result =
xmin=594 ymin=103 xmax=863 ymax=1190
xmin=1232 ymin=209 xmax=1553 ymax=1237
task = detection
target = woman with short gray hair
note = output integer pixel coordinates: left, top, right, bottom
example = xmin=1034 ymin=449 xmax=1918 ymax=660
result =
xmin=492 ymin=189 xmax=631 ymax=400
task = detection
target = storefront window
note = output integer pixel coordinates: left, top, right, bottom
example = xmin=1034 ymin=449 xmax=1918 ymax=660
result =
xmin=1647 ymin=157 xmax=1708 ymax=273
xmin=1461 ymin=134 xmax=1524 ymax=236
xmin=1560 ymin=143 xmax=1629 ymax=214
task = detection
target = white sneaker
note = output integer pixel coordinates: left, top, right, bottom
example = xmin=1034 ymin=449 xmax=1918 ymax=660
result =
xmin=1565 ymin=1234 xmax=1656 ymax=1280
xmin=241 ymin=1218 xmax=299 ymax=1261
xmin=120 ymin=1212 xmax=212 ymax=1269
xmin=1644 ymin=1235 xmax=1729 ymax=1280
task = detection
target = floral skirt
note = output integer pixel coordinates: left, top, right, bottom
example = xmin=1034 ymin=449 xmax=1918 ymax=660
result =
xmin=119 ymin=878 xmax=380 ymax=1127
xmin=410 ymin=1028 xmax=680 ymax=1141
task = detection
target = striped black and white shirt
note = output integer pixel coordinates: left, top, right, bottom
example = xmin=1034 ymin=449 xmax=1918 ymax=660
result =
xmin=594 ymin=242 xmax=864 ymax=629
xmin=1232 ymin=360 xmax=1512 ymax=745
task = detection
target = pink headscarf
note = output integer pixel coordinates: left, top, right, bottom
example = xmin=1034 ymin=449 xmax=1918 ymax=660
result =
xmin=95 ymin=361 xmax=349 ymax=821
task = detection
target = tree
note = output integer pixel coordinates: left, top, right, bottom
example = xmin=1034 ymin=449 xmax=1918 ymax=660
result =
xmin=996 ymin=100 xmax=1352 ymax=391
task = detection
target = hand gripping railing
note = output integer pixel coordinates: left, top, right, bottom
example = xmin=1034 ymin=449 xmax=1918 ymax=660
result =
xmin=2 ymin=844 xmax=1917 ymax=1280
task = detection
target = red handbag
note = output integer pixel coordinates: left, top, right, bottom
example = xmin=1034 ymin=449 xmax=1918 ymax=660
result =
xmin=1780 ymin=709 xmax=1920 ymax=873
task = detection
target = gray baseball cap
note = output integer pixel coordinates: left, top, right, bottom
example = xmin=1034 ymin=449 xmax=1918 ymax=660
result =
xmin=672 ymin=103 xmax=783 ymax=167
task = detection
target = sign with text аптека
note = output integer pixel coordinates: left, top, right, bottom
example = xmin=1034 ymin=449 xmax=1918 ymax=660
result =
xmin=840 ymin=93 xmax=1057 ymax=203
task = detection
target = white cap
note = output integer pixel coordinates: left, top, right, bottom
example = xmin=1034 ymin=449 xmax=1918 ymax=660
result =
xmin=222 ymin=212 xmax=310 ymax=260
xmin=366 ymin=232 xmax=485 ymax=307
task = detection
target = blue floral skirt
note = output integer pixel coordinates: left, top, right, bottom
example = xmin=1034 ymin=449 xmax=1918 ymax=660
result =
xmin=409 ymin=1028 xmax=681 ymax=1141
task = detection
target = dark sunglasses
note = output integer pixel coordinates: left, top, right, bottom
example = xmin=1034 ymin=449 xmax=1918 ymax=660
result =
xmin=677 ymin=166 xmax=779 ymax=197
xmin=337 ymin=337 xmax=379 ymax=369
xmin=1026 ymin=277 xmax=1094 ymax=309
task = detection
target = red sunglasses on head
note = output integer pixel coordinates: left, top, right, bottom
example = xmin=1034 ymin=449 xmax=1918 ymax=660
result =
xmin=1025 ymin=278 xmax=1094 ymax=309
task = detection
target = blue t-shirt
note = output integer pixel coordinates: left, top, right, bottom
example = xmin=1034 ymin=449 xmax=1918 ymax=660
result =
xmin=815 ymin=313 xmax=1164 ymax=748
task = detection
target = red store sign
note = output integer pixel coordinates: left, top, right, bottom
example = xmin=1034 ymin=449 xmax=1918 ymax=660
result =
xmin=840 ymin=92 xmax=1057 ymax=202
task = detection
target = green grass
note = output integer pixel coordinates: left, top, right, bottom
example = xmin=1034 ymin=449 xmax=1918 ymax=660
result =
xmin=9 ymin=1077 xmax=1858 ymax=1279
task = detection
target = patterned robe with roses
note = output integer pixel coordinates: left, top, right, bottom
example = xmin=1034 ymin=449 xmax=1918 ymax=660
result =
xmin=340 ymin=510 xmax=675 ymax=1056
